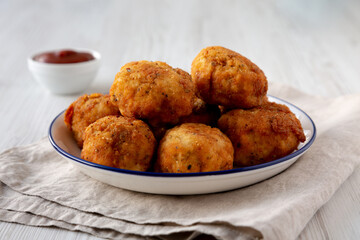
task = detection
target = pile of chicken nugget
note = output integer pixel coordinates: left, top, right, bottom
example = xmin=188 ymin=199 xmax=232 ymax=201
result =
xmin=64 ymin=46 xmax=306 ymax=173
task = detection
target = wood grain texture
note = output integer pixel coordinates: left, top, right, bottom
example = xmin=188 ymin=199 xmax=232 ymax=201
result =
xmin=0 ymin=0 xmax=359 ymax=239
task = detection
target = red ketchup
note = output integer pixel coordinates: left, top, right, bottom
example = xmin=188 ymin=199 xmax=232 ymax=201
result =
xmin=33 ymin=49 xmax=95 ymax=64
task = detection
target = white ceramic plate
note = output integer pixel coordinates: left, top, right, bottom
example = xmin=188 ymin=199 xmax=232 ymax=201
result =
xmin=49 ymin=96 xmax=316 ymax=195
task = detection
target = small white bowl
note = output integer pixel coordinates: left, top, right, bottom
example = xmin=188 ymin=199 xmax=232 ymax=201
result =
xmin=28 ymin=48 xmax=101 ymax=95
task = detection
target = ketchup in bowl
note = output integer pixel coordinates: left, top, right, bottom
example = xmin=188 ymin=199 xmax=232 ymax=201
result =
xmin=33 ymin=49 xmax=95 ymax=64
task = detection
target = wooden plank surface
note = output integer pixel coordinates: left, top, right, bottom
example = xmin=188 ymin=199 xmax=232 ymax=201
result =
xmin=0 ymin=0 xmax=359 ymax=239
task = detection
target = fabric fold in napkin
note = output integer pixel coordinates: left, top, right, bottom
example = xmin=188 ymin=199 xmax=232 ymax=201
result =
xmin=0 ymin=82 xmax=360 ymax=240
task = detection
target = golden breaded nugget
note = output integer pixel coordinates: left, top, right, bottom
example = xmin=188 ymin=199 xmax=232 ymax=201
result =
xmin=81 ymin=116 xmax=156 ymax=171
xmin=191 ymin=46 xmax=268 ymax=108
xmin=110 ymin=61 xmax=196 ymax=125
xmin=64 ymin=93 xmax=120 ymax=148
xmin=218 ymin=101 xmax=306 ymax=167
xmin=156 ymin=123 xmax=234 ymax=173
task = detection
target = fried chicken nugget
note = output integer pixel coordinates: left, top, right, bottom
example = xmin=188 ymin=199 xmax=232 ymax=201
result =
xmin=156 ymin=123 xmax=234 ymax=173
xmin=64 ymin=93 xmax=120 ymax=148
xmin=81 ymin=116 xmax=156 ymax=171
xmin=217 ymin=102 xmax=306 ymax=167
xmin=191 ymin=46 xmax=268 ymax=109
xmin=110 ymin=61 xmax=196 ymax=125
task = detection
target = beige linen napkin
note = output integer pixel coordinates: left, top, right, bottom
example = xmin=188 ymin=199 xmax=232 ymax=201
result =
xmin=0 ymin=82 xmax=359 ymax=240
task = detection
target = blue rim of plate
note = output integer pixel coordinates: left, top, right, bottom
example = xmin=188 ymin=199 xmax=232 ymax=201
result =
xmin=48 ymin=95 xmax=316 ymax=178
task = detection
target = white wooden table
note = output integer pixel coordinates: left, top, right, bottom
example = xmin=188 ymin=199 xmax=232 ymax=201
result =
xmin=1 ymin=0 xmax=359 ymax=239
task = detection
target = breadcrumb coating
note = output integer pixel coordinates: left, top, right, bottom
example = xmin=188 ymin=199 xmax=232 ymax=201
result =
xmin=156 ymin=123 xmax=234 ymax=173
xmin=218 ymin=101 xmax=306 ymax=167
xmin=81 ymin=116 xmax=156 ymax=171
xmin=64 ymin=93 xmax=120 ymax=148
xmin=110 ymin=61 xmax=196 ymax=125
xmin=191 ymin=46 xmax=268 ymax=109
